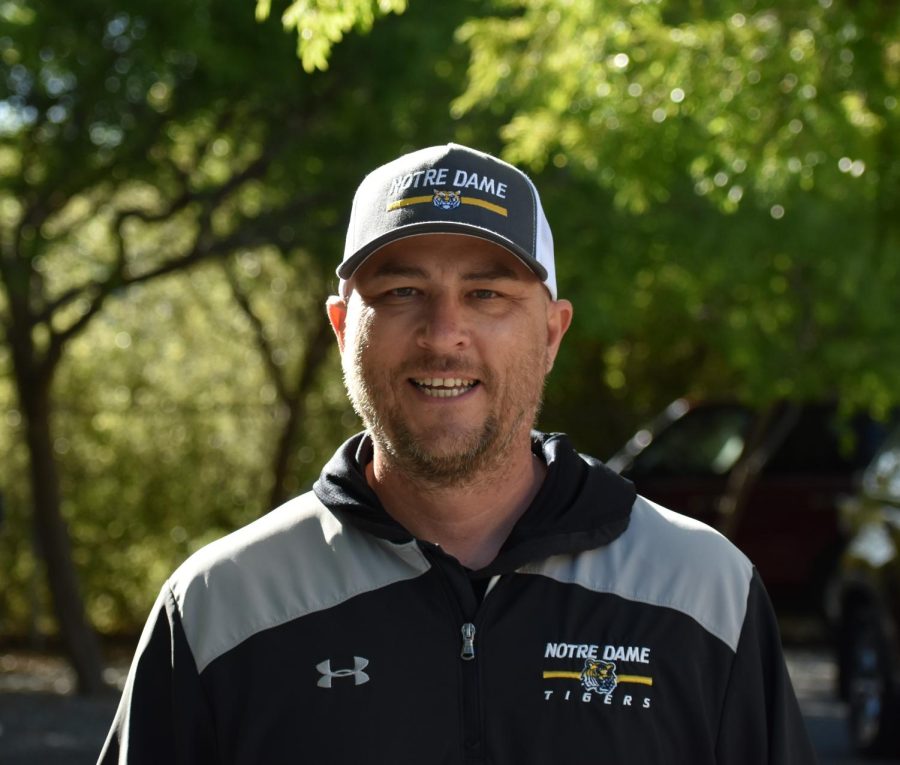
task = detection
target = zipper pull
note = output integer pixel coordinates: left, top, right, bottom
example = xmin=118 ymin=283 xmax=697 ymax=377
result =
xmin=460 ymin=622 xmax=476 ymax=661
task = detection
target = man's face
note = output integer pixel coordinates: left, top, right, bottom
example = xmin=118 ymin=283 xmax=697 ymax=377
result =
xmin=329 ymin=234 xmax=572 ymax=485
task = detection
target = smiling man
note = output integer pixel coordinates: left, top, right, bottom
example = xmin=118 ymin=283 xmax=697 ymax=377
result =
xmin=328 ymin=233 xmax=571 ymax=570
xmin=99 ymin=145 xmax=816 ymax=764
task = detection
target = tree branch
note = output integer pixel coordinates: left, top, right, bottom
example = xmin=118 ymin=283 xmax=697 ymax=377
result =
xmin=36 ymin=144 xmax=280 ymax=327
xmin=224 ymin=260 xmax=290 ymax=401
xmin=40 ymin=200 xmax=313 ymax=376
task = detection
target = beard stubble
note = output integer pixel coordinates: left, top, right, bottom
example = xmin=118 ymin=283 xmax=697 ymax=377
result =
xmin=343 ymin=334 xmax=547 ymax=488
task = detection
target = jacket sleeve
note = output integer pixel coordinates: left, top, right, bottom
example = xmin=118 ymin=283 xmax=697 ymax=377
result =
xmin=714 ymin=570 xmax=818 ymax=764
xmin=97 ymin=583 xmax=217 ymax=764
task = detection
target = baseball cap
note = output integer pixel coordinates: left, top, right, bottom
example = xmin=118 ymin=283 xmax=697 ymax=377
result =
xmin=338 ymin=143 xmax=557 ymax=299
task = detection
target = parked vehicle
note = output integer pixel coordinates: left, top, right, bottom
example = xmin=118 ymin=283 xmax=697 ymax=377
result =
xmin=830 ymin=421 xmax=900 ymax=757
xmin=608 ymin=399 xmax=892 ymax=629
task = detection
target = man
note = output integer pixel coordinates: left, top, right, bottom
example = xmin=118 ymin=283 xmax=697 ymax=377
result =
xmin=99 ymin=144 xmax=816 ymax=763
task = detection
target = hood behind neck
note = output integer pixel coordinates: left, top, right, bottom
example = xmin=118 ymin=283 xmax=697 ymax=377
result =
xmin=312 ymin=431 xmax=636 ymax=575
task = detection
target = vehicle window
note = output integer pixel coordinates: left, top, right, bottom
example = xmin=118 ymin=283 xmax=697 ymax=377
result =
xmin=862 ymin=423 xmax=900 ymax=502
xmin=628 ymin=406 xmax=755 ymax=479
xmin=765 ymin=405 xmax=891 ymax=475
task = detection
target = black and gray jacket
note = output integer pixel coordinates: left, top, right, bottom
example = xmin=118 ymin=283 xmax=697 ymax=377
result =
xmin=99 ymin=432 xmax=816 ymax=764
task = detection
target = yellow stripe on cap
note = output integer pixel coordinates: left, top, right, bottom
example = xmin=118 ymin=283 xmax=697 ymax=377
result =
xmin=385 ymin=194 xmax=508 ymax=217
xmin=461 ymin=197 xmax=508 ymax=216
xmin=386 ymin=195 xmax=433 ymax=211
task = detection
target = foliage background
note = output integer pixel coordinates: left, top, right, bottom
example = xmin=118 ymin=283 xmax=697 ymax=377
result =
xmin=1 ymin=0 xmax=898 ymax=654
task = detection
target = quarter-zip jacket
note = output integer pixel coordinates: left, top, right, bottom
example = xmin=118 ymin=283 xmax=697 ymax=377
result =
xmin=99 ymin=432 xmax=816 ymax=764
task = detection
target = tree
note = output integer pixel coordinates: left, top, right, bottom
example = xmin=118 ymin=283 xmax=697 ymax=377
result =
xmin=454 ymin=0 xmax=900 ymax=406
xmin=1 ymin=0 xmax=333 ymax=692
xmin=269 ymin=0 xmax=899 ymax=459
xmin=1 ymin=0 xmax=485 ymax=690
xmin=443 ymin=0 xmax=900 ymax=533
xmin=224 ymin=254 xmax=335 ymax=512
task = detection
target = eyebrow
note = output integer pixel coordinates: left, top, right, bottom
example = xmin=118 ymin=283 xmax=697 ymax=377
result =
xmin=368 ymin=263 xmax=429 ymax=280
xmin=461 ymin=264 xmax=522 ymax=282
xmin=367 ymin=262 xmax=524 ymax=282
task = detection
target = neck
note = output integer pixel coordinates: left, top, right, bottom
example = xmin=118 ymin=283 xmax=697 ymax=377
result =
xmin=366 ymin=437 xmax=545 ymax=570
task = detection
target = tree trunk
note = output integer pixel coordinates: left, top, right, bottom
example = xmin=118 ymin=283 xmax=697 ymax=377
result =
xmin=717 ymin=402 xmax=802 ymax=540
xmin=266 ymin=314 xmax=335 ymax=512
xmin=15 ymin=365 xmax=106 ymax=695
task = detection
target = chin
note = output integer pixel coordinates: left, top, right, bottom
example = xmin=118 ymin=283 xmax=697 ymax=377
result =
xmin=380 ymin=419 xmax=503 ymax=481
xmin=412 ymin=424 xmax=488 ymax=454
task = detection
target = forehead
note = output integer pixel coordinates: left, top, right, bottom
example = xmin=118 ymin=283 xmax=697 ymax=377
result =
xmin=352 ymin=233 xmax=539 ymax=285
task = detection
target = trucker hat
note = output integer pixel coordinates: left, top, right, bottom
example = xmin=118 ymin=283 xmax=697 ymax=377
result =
xmin=337 ymin=143 xmax=557 ymax=299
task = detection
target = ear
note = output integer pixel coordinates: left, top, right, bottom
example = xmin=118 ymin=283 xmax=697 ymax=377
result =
xmin=544 ymin=298 xmax=573 ymax=373
xmin=325 ymin=296 xmax=348 ymax=354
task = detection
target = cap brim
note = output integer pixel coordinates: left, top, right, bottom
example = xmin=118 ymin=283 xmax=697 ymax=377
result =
xmin=337 ymin=222 xmax=549 ymax=283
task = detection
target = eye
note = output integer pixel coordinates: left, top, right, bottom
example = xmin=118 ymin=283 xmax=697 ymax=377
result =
xmin=389 ymin=287 xmax=419 ymax=298
xmin=470 ymin=288 xmax=498 ymax=300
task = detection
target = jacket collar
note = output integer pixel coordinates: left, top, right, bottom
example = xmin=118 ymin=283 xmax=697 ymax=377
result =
xmin=313 ymin=431 xmax=635 ymax=575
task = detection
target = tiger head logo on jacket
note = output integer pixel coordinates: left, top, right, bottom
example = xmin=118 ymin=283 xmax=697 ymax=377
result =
xmin=580 ymin=658 xmax=617 ymax=696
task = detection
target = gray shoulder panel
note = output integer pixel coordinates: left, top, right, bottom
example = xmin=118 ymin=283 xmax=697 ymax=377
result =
xmin=168 ymin=492 xmax=430 ymax=673
xmin=519 ymin=496 xmax=753 ymax=652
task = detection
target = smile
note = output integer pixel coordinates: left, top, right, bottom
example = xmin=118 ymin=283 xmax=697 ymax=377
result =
xmin=411 ymin=377 xmax=479 ymax=398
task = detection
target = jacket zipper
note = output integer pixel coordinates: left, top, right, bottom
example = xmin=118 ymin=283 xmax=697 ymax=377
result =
xmin=461 ymin=622 xmax=476 ymax=660
xmin=460 ymin=619 xmax=482 ymax=762
xmin=421 ymin=543 xmax=494 ymax=762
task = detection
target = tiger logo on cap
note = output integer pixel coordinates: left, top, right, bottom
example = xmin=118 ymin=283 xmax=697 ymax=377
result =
xmin=432 ymin=190 xmax=461 ymax=210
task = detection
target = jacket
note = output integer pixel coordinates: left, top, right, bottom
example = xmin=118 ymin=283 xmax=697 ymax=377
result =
xmin=99 ymin=431 xmax=816 ymax=764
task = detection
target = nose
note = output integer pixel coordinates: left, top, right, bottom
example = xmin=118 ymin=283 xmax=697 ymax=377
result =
xmin=416 ymin=293 xmax=470 ymax=353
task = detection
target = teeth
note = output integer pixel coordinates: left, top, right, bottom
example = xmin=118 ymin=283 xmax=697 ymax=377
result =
xmin=412 ymin=377 xmax=477 ymax=397
xmin=424 ymin=387 xmax=462 ymax=398
xmin=413 ymin=377 xmax=474 ymax=387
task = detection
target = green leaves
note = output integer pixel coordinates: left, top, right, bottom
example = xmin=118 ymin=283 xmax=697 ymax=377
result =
xmin=438 ymin=0 xmax=900 ymax=442
xmin=257 ymin=0 xmax=408 ymax=72
xmin=454 ymin=0 xmax=899 ymax=218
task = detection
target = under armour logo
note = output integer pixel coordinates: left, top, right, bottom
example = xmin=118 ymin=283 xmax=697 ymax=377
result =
xmin=316 ymin=656 xmax=370 ymax=688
